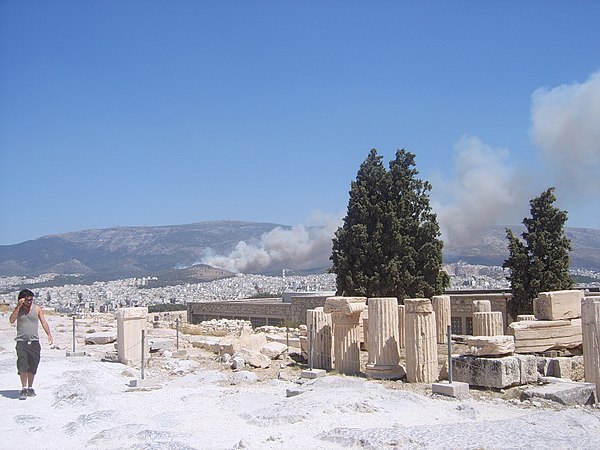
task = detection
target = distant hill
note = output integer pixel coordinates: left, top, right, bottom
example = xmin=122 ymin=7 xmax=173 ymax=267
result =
xmin=0 ymin=221 xmax=598 ymax=282
xmin=444 ymin=226 xmax=600 ymax=270
xmin=0 ymin=221 xmax=285 ymax=281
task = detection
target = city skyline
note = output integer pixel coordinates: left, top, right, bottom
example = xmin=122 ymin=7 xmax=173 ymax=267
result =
xmin=1 ymin=1 xmax=599 ymax=246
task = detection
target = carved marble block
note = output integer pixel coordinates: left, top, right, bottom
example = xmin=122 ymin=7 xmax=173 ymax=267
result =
xmin=534 ymin=290 xmax=584 ymax=320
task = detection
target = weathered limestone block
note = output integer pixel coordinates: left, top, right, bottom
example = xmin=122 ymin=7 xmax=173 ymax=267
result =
xmin=405 ymin=298 xmax=438 ymax=383
xmin=432 ymin=295 xmax=451 ymax=344
xmin=517 ymin=315 xmax=536 ymax=322
xmin=85 ymin=331 xmax=117 ymax=345
xmin=473 ymin=300 xmax=491 ymax=313
xmin=536 ymin=356 xmax=584 ymax=381
xmin=397 ymin=305 xmax=405 ymax=349
xmin=306 ymin=307 xmax=332 ymax=370
xmin=324 ymin=296 xmax=367 ymax=315
xmin=452 ymin=354 xmax=537 ymax=388
xmin=521 ymin=379 xmax=596 ymax=406
xmin=472 ymin=311 xmax=503 ymax=336
xmin=324 ymin=296 xmax=367 ymax=375
xmin=533 ymin=290 xmax=584 ymax=320
xmin=581 ymin=296 xmax=600 ymax=392
xmin=508 ymin=318 xmax=582 ymax=353
xmin=466 ymin=335 xmax=514 ymax=356
xmin=366 ymin=297 xmax=403 ymax=380
xmin=232 ymin=348 xmax=271 ymax=368
xmin=260 ymin=341 xmax=288 ymax=359
xmin=116 ymin=307 xmax=149 ymax=366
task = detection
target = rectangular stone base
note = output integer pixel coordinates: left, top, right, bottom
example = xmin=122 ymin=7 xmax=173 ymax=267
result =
xmin=452 ymin=354 xmax=537 ymax=389
xmin=301 ymin=369 xmax=327 ymax=379
xmin=432 ymin=381 xmax=470 ymax=397
xmin=66 ymin=351 xmax=86 ymax=357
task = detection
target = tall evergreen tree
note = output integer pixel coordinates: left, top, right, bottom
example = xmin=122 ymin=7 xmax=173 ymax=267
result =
xmin=503 ymin=187 xmax=573 ymax=318
xmin=330 ymin=148 xmax=448 ymax=299
xmin=330 ymin=149 xmax=388 ymax=297
xmin=385 ymin=150 xmax=449 ymax=298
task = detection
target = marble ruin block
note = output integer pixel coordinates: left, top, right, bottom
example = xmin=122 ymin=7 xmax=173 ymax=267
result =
xmin=366 ymin=297 xmax=404 ymax=380
xmin=397 ymin=304 xmax=405 ymax=349
xmin=472 ymin=311 xmax=503 ymax=336
xmin=432 ymin=295 xmax=451 ymax=344
xmin=473 ymin=300 xmax=491 ymax=313
xmin=508 ymin=318 xmax=582 ymax=354
xmin=466 ymin=335 xmax=515 ymax=357
xmin=533 ymin=290 xmax=583 ymax=321
xmin=404 ymin=298 xmax=438 ymax=383
xmin=452 ymin=354 xmax=537 ymax=388
xmin=537 ymin=355 xmax=584 ymax=381
xmin=517 ymin=315 xmax=536 ymax=322
xmin=306 ymin=307 xmax=333 ymax=370
xmin=581 ymin=296 xmax=600 ymax=393
xmin=324 ymin=296 xmax=367 ymax=375
xmin=117 ymin=307 xmax=149 ymax=366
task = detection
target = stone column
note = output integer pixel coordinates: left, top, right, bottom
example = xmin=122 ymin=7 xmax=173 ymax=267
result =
xmin=365 ymin=297 xmax=403 ymax=379
xmin=397 ymin=305 xmax=406 ymax=349
xmin=581 ymin=296 xmax=600 ymax=394
xmin=306 ymin=307 xmax=333 ymax=370
xmin=473 ymin=300 xmax=491 ymax=313
xmin=324 ymin=296 xmax=367 ymax=375
xmin=472 ymin=311 xmax=503 ymax=336
xmin=432 ymin=295 xmax=451 ymax=344
xmin=405 ymin=298 xmax=438 ymax=383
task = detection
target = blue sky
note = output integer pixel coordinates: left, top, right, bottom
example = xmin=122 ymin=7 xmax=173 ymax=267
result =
xmin=1 ymin=1 xmax=600 ymax=247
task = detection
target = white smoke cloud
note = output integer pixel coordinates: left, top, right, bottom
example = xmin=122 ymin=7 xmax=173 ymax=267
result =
xmin=201 ymin=211 xmax=343 ymax=273
xmin=530 ymin=71 xmax=600 ymax=197
xmin=432 ymin=136 xmax=529 ymax=246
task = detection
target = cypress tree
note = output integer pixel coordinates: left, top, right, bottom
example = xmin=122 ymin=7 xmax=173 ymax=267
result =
xmin=503 ymin=187 xmax=573 ymax=318
xmin=331 ymin=148 xmax=449 ymax=300
xmin=385 ymin=150 xmax=449 ymax=299
xmin=330 ymin=149 xmax=388 ymax=297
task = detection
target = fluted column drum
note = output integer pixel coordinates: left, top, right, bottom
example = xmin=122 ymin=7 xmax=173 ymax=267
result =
xmin=306 ymin=307 xmax=333 ymax=370
xmin=405 ymin=298 xmax=438 ymax=383
xmin=365 ymin=297 xmax=403 ymax=379
xmin=432 ymin=295 xmax=451 ymax=344
xmin=473 ymin=300 xmax=491 ymax=313
xmin=472 ymin=311 xmax=503 ymax=336
xmin=324 ymin=297 xmax=367 ymax=375
xmin=582 ymin=297 xmax=600 ymax=393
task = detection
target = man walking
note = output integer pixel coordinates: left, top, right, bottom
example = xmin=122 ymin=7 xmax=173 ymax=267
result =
xmin=9 ymin=289 xmax=53 ymax=400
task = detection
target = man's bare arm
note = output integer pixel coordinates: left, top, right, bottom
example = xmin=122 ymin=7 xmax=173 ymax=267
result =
xmin=37 ymin=305 xmax=53 ymax=345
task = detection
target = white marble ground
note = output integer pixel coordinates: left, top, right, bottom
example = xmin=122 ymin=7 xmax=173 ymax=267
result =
xmin=2 ymin=311 xmax=600 ymax=450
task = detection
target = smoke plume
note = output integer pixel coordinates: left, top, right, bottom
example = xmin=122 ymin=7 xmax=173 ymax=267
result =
xmin=432 ymin=136 xmax=529 ymax=246
xmin=530 ymin=71 xmax=600 ymax=197
xmin=201 ymin=211 xmax=342 ymax=273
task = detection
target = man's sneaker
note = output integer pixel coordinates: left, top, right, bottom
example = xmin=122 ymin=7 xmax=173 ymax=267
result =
xmin=19 ymin=389 xmax=27 ymax=400
xmin=26 ymin=388 xmax=36 ymax=397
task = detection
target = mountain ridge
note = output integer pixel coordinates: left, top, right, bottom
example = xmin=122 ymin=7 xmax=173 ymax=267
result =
xmin=0 ymin=220 xmax=598 ymax=280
